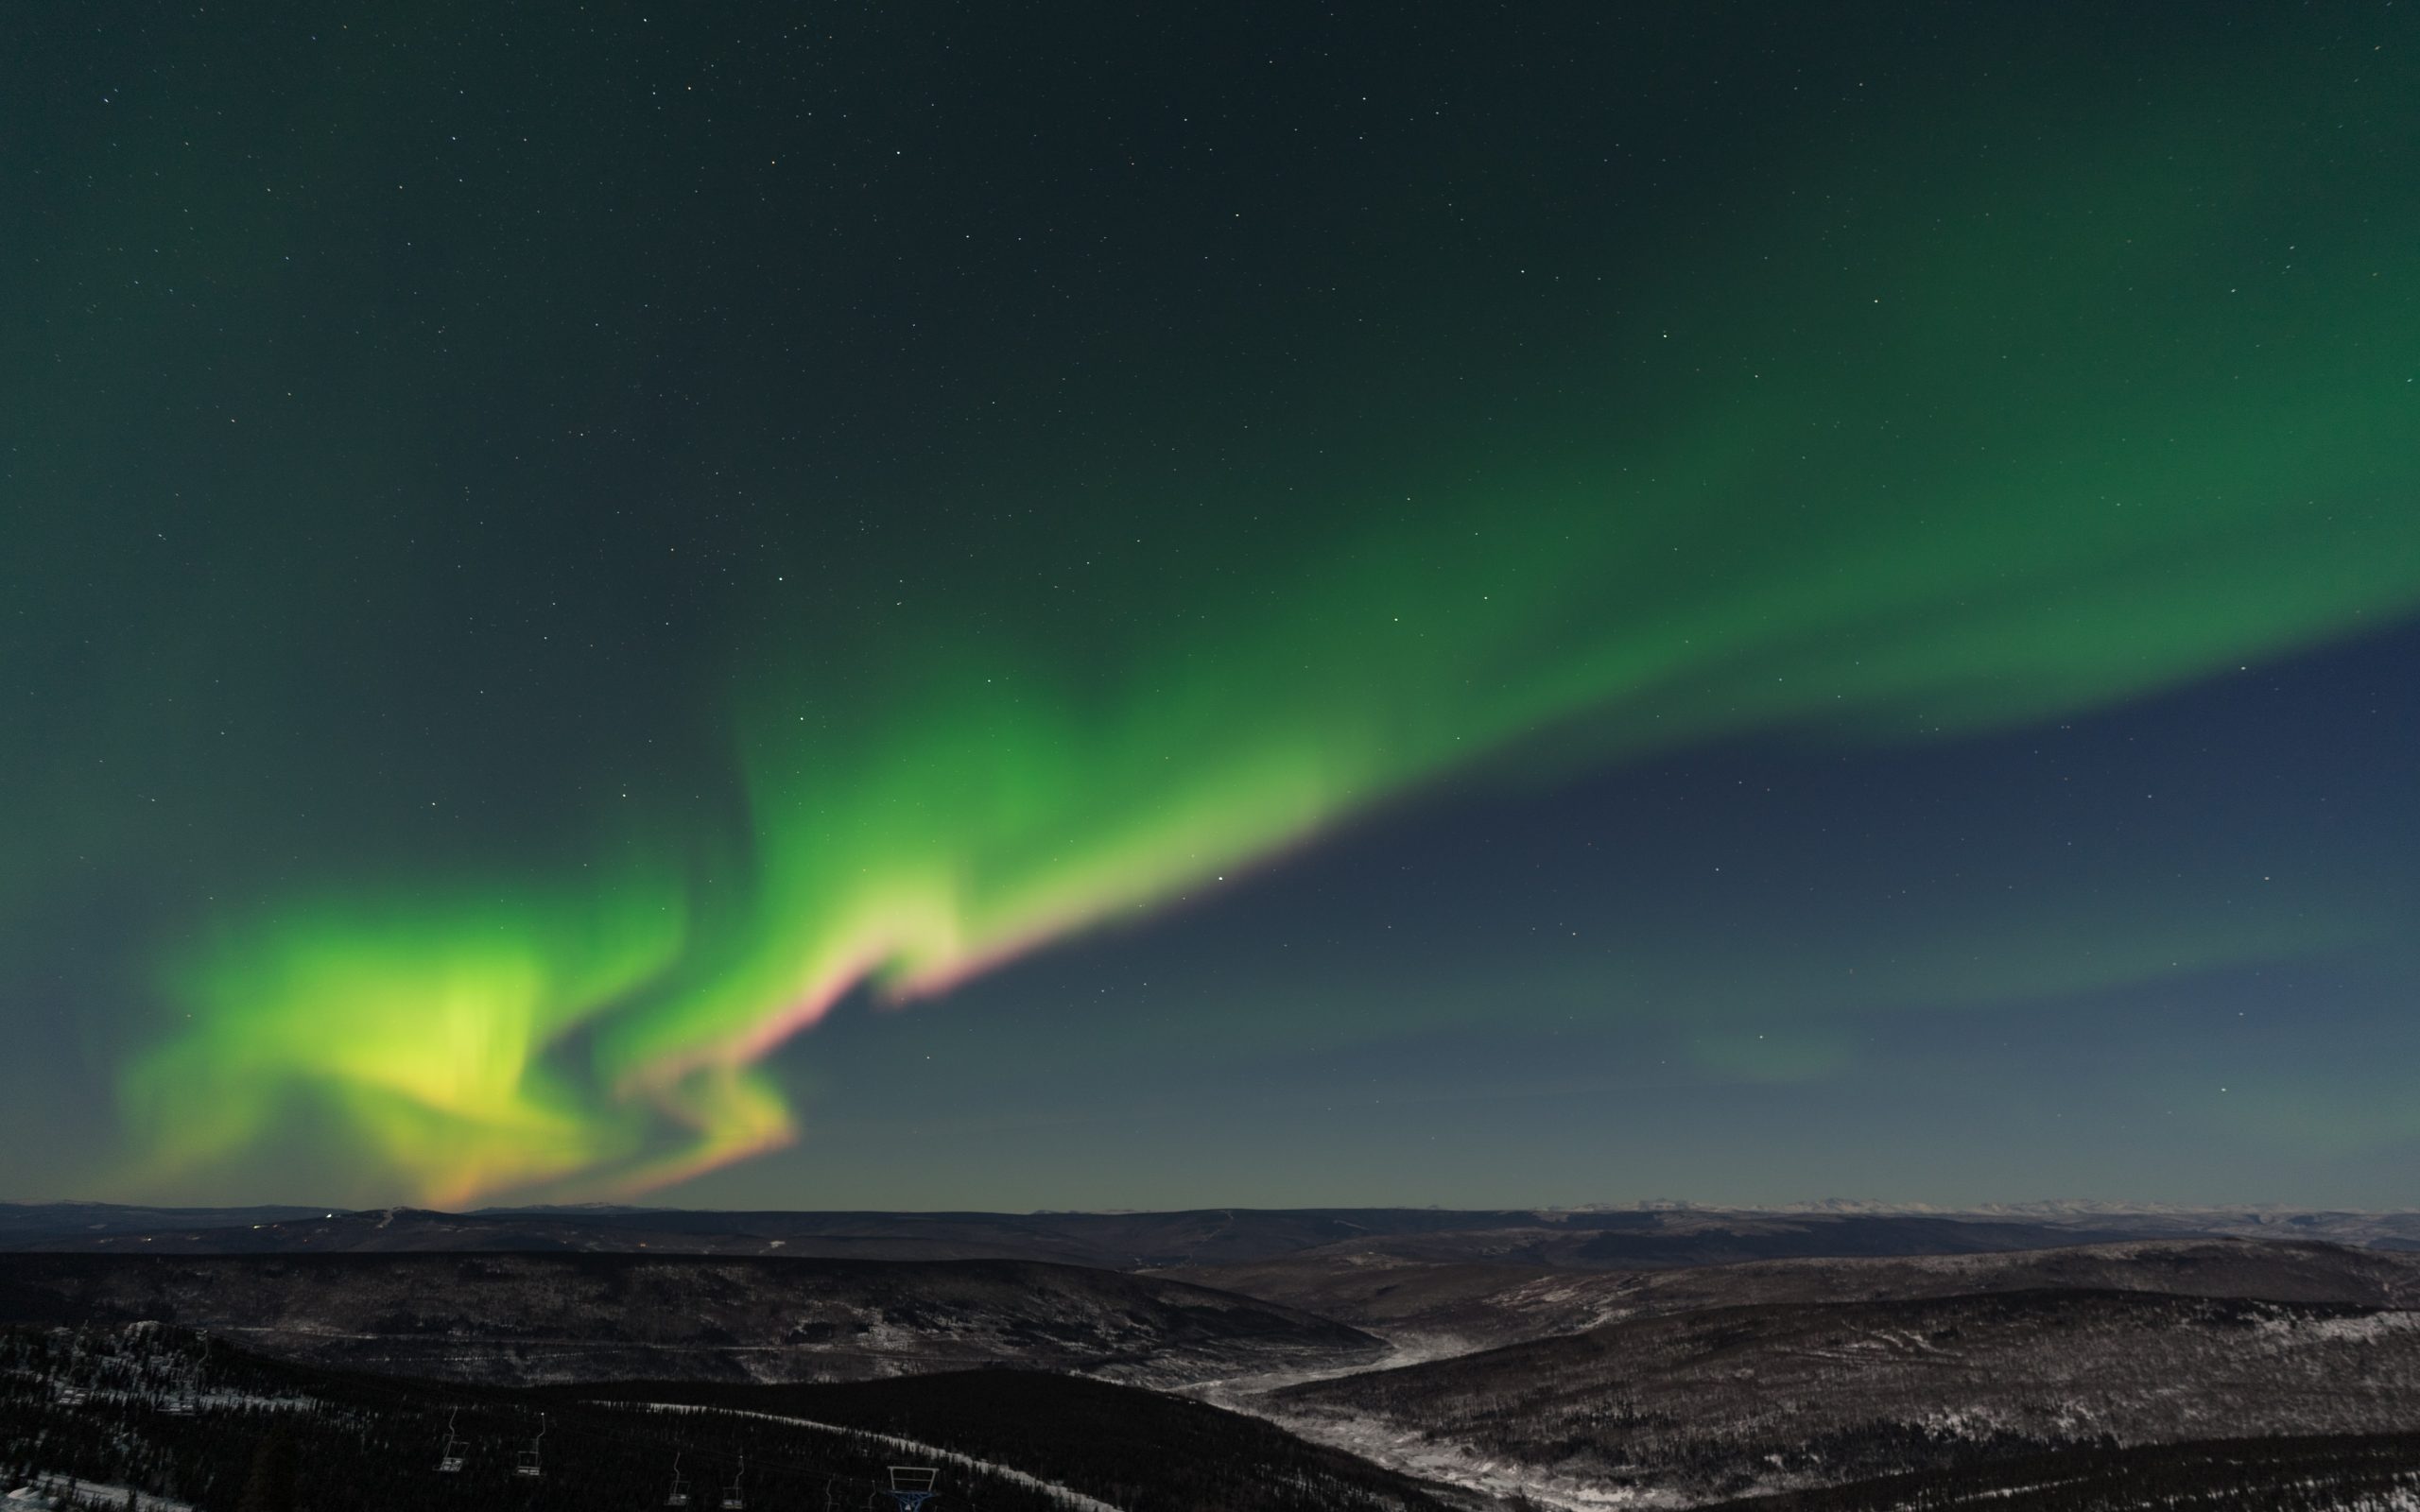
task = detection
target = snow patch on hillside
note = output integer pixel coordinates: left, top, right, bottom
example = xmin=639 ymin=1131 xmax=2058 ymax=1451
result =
xmin=2257 ymin=1310 xmax=2420 ymax=1346
xmin=7 ymin=1473 xmax=195 ymax=1510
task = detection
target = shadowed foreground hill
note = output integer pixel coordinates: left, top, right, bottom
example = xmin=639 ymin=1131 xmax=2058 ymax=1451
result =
xmin=0 ymin=1325 xmax=1073 ymax=1512
xmin=579 ymin=1370 xmax=1462 ymax=1512
xmin=1274 ymin=1288 xmax=2420 ymax=1503
xmin=0 ymin=1252 xmax=1383 ymax=1385
xmin=2 ymin=1324 xmax=1458 ymax=1512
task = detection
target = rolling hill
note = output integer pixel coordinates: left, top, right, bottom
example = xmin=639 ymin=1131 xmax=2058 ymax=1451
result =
xmin=1167 ymin=1237 xmax=2420 ymax=1350
xmin=0 ymin=1252 xmax=1384 ymax=1386
xmin=1271 ymin=1287 xmax=2420 ymax=1503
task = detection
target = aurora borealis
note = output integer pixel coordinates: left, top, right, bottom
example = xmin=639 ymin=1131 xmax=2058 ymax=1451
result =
xmin=5 ymin=4 xmax=2417 ymax=1208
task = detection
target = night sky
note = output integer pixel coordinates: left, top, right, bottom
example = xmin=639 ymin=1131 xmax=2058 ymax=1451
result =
xmin=5 ymin=4 xmax=2416 ymax=1210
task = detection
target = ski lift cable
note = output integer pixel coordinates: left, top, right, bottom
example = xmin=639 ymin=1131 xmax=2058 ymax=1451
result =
xmin=556 ymin=1400 xmax=913 ymax=1479
xmin=486 ymin=1401 xmax=930 ymax=1493
xmin=366 ymin=1381 xmax=973 ymax=1503
xmin=20 ymin=1331 xmax=953 ymax=1502
xmin=95 ymin=1326 xmax=940 ymax=1496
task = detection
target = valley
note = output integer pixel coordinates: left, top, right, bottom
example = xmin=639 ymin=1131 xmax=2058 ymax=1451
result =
xmin=5 ymin=1205 xmax=2418 ymax=1510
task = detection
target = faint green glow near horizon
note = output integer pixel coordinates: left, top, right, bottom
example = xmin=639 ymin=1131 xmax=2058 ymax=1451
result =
xmin=120 ymin=81 xmax=2420 ymax=1205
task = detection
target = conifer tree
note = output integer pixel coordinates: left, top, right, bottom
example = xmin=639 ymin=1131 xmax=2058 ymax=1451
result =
xmin=235 ymin=1427 xmax=296 ymax=1512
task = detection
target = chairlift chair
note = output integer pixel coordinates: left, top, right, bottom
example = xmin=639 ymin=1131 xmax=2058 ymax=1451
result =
xmin=719 ymin=1451 xmax=745 ymax=1510
xmin=666 ymin=1452 xmax=692 ymax=1506
xmin=515 ymin=1412 xmax=547 ymax=1478
xmin=435 ymin=1407 xmax=466 ymax=1473
xmin=883 ymin=1467 xmax=940 ymax=1512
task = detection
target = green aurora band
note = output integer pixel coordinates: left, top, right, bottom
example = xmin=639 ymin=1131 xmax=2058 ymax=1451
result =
xmin=122 ymin=67 xmax=2420 ymax=1204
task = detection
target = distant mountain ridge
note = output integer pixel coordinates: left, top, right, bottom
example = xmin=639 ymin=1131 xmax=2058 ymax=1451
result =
xmin=16 ymin=1200 xmax=2413 ymax=1268
xmin=0 ymin=1202 xmax=340 ymax=1245
xmin=1767 ymin=1199 xmax=2420 ymax=1249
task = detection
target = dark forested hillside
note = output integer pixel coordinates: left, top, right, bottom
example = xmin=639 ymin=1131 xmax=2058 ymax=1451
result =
xmin=579 ymin=1370 xmax=1458 ymax=1512
xmin=1273 ymin=1289 xmax=2420 ymax=1502
xmin=1170 ymin=1238 xmax=2420 ymax=1349
xmin=1 ymin=1325 xmax=1461 ymax=1512
xmin=1697 ymin=1431 xmax=2420 ymax=1510
xmin=0 ymin=1252 xmax=1381 ymax=1386
xmin=0 ymin=1325 xmax=1072 ymax=1511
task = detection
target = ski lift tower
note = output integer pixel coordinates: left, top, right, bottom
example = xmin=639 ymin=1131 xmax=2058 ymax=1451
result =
xmin=880 ymin=1467 xmax=940 ymax=1512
